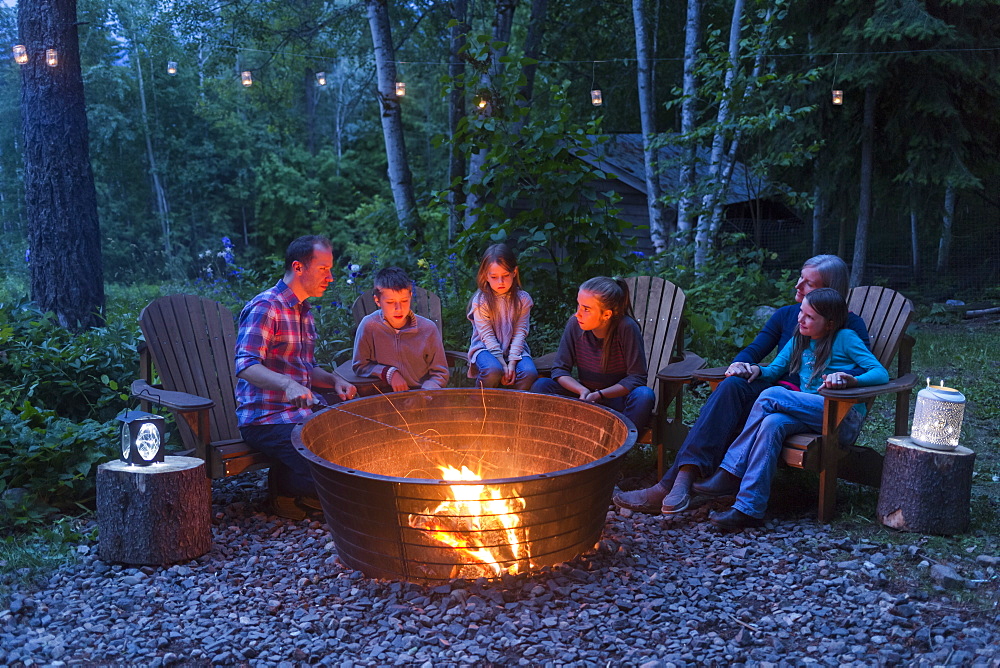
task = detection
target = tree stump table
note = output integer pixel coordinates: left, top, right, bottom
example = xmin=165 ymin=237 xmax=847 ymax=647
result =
xmin=876 ymin=436 xmax=975 ymax=535
xmin=97 ymin=456 xmax=212 ymax=565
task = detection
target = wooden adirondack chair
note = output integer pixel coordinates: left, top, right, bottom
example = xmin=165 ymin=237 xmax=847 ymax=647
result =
xmin=335 ymin=286 xmax=468 ymax=387
xmin=536 ymin=276 xmax=705 ymax=456
xmin=131 ymin=294 xmax=271 ymax=479
xmin=665 ymin=286 xmax=917 ymax=522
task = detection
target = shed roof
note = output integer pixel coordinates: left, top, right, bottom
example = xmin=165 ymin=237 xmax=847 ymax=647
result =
xmin=577 ymin=134 xmax=768 ymax=206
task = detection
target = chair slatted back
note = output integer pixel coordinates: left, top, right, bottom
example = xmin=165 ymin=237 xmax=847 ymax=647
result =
xmin=139 ymin=295 xmax=241 ymax=445
xmin=624 ymin=276 xmax=687 ymax=398
xmin=350 ymin=287 xmax=445 ymax=334
xmin=847 ymin=286 xmax=913 ymax=371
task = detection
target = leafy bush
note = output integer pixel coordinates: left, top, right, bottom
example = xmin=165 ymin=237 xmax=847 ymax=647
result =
xmin=0 ymin=403 xmax=117 ymax=527
xmin=0 ymin=297 xmax=138 ymax=423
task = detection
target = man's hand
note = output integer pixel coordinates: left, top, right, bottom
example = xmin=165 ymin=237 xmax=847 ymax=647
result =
xmin=726 ymin=362 xmax=761 ymax=382
xmin=284 ymin=379 xmax=316 ymax=408
xmin=502 ymin=360 xmax=517 ymax=386
xmin=335 ymin=378 xmax=357 ymax=401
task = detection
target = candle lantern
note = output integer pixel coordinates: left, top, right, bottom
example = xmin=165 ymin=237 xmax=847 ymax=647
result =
xmin=591 ymin=89 xmax=603 ymax=106
xmin=316 ymin=71 xmax=326 ymax=86
xmin=13 ymin=44 xmax=29 ymax=65
xmin=395 ymin=81 xmax=406 ymax=96
xmin=46 ymin=49 xmax=58 ymax=67
xmin=167 ymin=61 xmax=177 ymax=75
xmin=117 ymin=410 xmax=166 ymax=466
xmin=910 ymin=379 xmax=965 ymax=450
xmin=832 ymin=89 xmax=844 ymax=105
xmin=241 ymin=70 xmax=253 ymax=87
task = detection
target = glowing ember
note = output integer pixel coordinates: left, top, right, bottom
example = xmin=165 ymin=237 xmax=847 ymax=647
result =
xmin=409 ymin=465 xmax=531 ymax=578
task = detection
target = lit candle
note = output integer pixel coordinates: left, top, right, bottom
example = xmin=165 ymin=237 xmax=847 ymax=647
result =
xmin=13 ymin=44 xmax=28 ymax=65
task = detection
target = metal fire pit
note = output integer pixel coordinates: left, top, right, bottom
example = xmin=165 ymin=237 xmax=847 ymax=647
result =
xmin=292 ymin=389 xmax=636 ymax=583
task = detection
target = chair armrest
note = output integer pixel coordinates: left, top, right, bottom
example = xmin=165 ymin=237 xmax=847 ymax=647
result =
xmin=130 ymin=379 xmax=215 ymax=412
xmin=692 ymin=366 xmax=728 ymax=383
xmin=817 ymin=373 xmax=919 ymax=402
xmin=333 ymin=360 xmax=379 ymax=386
xmin=656 ymin=352 xmax=706 ymax=382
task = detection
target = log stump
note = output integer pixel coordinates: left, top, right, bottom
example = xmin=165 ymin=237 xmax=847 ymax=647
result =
xmin=876 ymin=437 xmax=975 ymax=535
xmin=97 ymin=456 xmax=212 ymax=565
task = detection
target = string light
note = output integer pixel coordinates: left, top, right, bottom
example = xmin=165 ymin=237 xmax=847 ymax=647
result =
xmin=167 ymin=61 xmax=177 ymax=75
xmin=13 ymin=44 xmax=28 ymax=65
xmin=46 ymin=49 xmax=58 ymax=67
xmin=395 ymin=81 xmax=406 ymax=96
xmin=241 ymin=70 xmax=253 ymax=87
xmin=316 ymin=71 xmax=326 ymax=86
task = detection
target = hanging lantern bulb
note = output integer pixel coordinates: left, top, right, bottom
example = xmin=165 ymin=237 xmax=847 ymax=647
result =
xmin=316 ymin=71 xmax=327 ymax=86
xmin=591 ymin=89 xmax=603 ymax=106
xmin=167 ymin=61 xmax=177 ymax=75
xmin=832 ymin=89 xmax=844 ymax=106
xmin=395 ymin=81 xmax=406 ymax=97
xmin=46 ymin=49 xmax=58 ymax=67
xmin=13 ymin=45 xmax=29 ymax=65
xmin=477 ymin=98 xmax=487 ymax=109
xmin=241 ymin=70 xmax=253 ymax=87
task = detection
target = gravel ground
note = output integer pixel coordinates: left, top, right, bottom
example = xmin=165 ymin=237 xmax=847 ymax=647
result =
xmin=2 ymin=472 xmax=999 ymax=667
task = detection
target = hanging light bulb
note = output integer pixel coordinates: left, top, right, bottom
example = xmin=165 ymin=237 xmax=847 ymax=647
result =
xmin=477 ymin=98 xmax=487 ymax=109
xmin=46 ymin=49 xmax=58 ymax=67
xmin=591 ymin=89 xmax=603 ymax=106
xmin=241 ymin=70 xmax=253 ymax=87
xmin=832 ymin=89 xmax=844 ymax=106
xmin=13 ymin=45 xmax=29 ymax=65
xmin=316 ymin=71 xmax=327 ymax=86
xmin=395 ymin=81 xmax=406 ymax=96
xmin=167 ymin=61 xmax=177 ymax=75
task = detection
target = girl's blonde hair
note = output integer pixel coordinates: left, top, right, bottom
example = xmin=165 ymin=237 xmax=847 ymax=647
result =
xmin=469 ymin=243 xmax=524 ymax=319
xmin=789 ymin=287 xmax=849 ymax=385
xmin=579 ymin=276 xmax=633 ymax=371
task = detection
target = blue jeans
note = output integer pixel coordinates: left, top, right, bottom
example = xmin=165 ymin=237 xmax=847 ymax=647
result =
xmin=474 ymin=350 xmax=538 ymax=391
xmin=720 ymin=386 xmax=864 ymax=518
xmin=658 ymin=375 xmax=774 ymax=489
xmin=530 ymin=377 xmax=655 ymax=432
xmin=241 ymin=422 xmax=316 ymax=498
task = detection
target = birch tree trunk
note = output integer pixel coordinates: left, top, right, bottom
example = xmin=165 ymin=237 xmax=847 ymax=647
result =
xmin=676 ymin=0 xmax=701 ymax=241
xmin=134 ymin=50 xmax=171 ymax=255
xmin=366 ymin=0 xmax=422 ymax=242
xmin=694 ymin=0 xmax=743 ymax=270
xmin=850 ymin=85 xmax=877 ymax=288
xmin=19 ymin=0 xmax=105 ymax=330
xmin=937 ymin=184 xmax=956 ymax=272
xmin=464 ymin=0 xmax=518 ymax=230
xmin=812 ymin=182 xmax=825 ymax=255
xmin=632 ymin=0 xmax=667 ymax=253
xmin=447 ymin=0 xmax=469 ymax=242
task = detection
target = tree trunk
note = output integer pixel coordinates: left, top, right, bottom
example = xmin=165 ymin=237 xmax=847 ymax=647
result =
xmin=464 ymin=0 xmax=518 ymax=230
xmin=937 ymin=184 xmax=956 ymax=272
xmin=134 ymin=49 xmax=171 ymax=255
xmin=447 ymin=0 xmax=469 ymax=242
xmin=909 ymin=197 xmax=919 ymax=279
xmin=19 ymin=0 xmax=104 ymax=330
xmin=517 ymin=0 xmax=548 ymax=117
xmin=305 ymin=67 xmax=318 ymax=158
xmin=632 ymin=0 xmax=667 ymax=253
xmin=812 ymin=182 xmax=825 ymax=255
xmin=850 ymin=85 xmax=876 ymax=288
xmin=694 ymin=0 xmax=743 ymax=270
xmin=366 ymin=0 xmax=422 ymax=243
xmin=676 ymin=0 xmax=701 ymax=241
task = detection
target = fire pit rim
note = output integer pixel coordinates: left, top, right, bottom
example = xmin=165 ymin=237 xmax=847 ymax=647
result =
xmin=291 ymin=388 xmax=638 ymax=485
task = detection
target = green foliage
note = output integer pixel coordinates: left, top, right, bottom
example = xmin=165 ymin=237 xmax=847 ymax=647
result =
xmin=0 ymin=297 xmax=138 ymax=423
xmin=0 ymin=403 xmax=117 ymax=528
xmin=636 ymin=234 xmax=795 ymax=363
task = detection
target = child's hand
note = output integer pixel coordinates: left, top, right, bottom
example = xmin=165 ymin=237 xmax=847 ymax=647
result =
xmin=387 ymin=367 xmax=409 ymax=392
xmin=822 ymin=372 xmax=854 ymax=389
xmin=502 ymin=361 xmax=516 ymax=385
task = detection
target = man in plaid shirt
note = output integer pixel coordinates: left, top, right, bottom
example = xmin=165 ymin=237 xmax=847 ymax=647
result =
xmin=235 ymin=235 xmax=356 ymax=519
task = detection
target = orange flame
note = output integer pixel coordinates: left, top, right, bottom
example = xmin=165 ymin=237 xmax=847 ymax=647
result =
xmin=409 ymin=465 xmax=530 ymax=578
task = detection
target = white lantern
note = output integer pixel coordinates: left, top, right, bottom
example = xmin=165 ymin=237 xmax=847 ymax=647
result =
xmin=13 ymin=44 xmax=29 ymax=65
xmin=591 ymin=89 xmax=603 ymax=106
xmin=395 ymin=81 xmax=406 ymax=96
xmin=832 ymin=89 xmax=844 ymax=106
xmin=46 ymin=48 xmax=58 ymax=67
xmin=910 ymin=379 xmax=965 ymax=450
xmin=241 ymin=70 xmax=253 ymax=87
xmin=316 ymin=71 xmax=326 ymax=86
xmin=117 ymin=410 xmax=166 ymax=466
xmin=167 ymin=61 xmax=178 ymax=75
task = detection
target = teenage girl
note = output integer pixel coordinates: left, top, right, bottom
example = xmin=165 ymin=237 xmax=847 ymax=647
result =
xmin=692 ymin=288 xmax=889 ymax=530
xmin=467 ymin=244 xmax=538 ymax=390
xmin=530 ymin=276 xmax=655 ymax=431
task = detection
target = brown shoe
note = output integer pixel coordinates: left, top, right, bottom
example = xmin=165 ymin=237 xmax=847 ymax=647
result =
xmin=692 ymin=469 xmax=741 ymax=498
xmin=613 ymin=486 xmax=665 ymax=514
xmin=709 ymin=508 xmax=764 ymax=531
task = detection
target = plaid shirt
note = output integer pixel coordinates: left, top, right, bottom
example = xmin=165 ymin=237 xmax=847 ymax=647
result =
xmin=235 ymin=280 xmax=318 ymax=426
